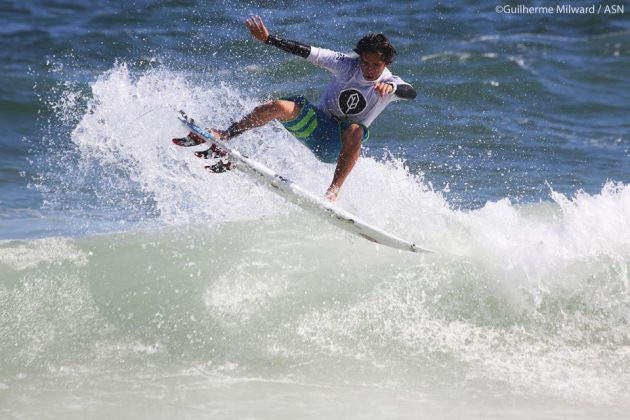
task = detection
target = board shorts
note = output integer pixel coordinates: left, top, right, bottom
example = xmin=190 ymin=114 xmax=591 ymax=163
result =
xmin=279 ymin=96 xmax=369 ymax=163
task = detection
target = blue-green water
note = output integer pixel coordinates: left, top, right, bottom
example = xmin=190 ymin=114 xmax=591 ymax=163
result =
xmin=1 ymin=1 xmax=629 ymax=419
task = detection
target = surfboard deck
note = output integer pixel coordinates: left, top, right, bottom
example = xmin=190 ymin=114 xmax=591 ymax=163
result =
xmin=176 ymin=110 xmax=434 ymax=254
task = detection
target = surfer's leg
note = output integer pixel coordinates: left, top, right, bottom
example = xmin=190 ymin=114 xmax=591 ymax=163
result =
xmin=326 ymin=123 xmax=364 ymax=201
xmin=239 ymin=100 xmax=301 ymax=126
xmin=209 ymin=100 xmax=301 ymax=140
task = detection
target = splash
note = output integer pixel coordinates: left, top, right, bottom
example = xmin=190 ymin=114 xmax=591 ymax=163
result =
xmin=51 ymin=63 xmax=448 ymax=235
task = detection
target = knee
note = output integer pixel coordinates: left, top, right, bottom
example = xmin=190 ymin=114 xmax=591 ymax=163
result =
xmin=266 ymin=100 xmax=286 ymax=112
xmin=342 ymin=124 xmax=364 ymax=145
xmin=260 ymin=100 xmax=300 ymax=122
xmin=256 ymin=100 xmax=282 ymax=115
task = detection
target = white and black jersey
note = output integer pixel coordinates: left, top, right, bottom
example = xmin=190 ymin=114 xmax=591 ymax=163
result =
xmin=307 ymin=47 xmax=413 ymax=127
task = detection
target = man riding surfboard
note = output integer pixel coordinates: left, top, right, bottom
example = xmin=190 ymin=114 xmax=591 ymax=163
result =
xmin=199 ymin=16 xmax=417 ymax=201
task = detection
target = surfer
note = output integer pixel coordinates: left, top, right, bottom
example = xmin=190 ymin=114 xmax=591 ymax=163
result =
xmin=209 ymin=16 xmax=417 ymax=201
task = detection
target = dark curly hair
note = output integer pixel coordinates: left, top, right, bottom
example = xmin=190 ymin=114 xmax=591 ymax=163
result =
xmin=353 ymin=33 xmax=397 ymax=65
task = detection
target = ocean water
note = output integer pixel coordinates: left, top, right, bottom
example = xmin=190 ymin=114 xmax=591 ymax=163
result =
xmin=1 ymin=1 xmax=629 ymax=418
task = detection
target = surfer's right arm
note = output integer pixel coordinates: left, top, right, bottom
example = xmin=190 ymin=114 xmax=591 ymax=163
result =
xmin=246 ymin=16 xmax=311 ymax=59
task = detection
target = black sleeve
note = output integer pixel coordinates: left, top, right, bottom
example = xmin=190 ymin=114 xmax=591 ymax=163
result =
xmin=265 ymin=34 xmax=311 ymax=59
xmin=394 ymin=84 xmax=417 ymax=100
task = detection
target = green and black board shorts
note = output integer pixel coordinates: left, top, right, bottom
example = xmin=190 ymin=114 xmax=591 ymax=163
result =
xmin=279 ymin=96 xmax=369 ymax=163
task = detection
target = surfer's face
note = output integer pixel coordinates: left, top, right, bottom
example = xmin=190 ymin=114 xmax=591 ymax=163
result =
xmin=360 ymin=52 xmax=386 ymax=81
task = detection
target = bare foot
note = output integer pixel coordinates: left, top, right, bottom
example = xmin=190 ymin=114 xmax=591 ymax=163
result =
xmin=325 ymin=186 xmax=339 ymax=202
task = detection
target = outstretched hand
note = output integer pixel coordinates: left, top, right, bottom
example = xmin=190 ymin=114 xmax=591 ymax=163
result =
xmin=246 ymin=15 xmax=269 ymax=42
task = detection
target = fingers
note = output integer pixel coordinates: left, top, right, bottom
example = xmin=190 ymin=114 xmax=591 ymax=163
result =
xmin=374 ymin=82 xmax=393 ymax=97
xmin=374 ymin=83 xmax=387 ymax=97
xmin=245 ymin=16 xmax=258 ymax=30
xmin=245 ymin=15 xmax=268 ymax=41
xmin=245 ymin=16 xmax=257 ymax=33
xmin=255 ymin=15 xmax=265 ymax=30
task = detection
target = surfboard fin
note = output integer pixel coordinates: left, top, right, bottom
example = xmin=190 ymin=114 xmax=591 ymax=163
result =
xmin=194 ymin=144 xmax=228 ymax=159
xmin=205 ymin=160 xmax=233 ymax=173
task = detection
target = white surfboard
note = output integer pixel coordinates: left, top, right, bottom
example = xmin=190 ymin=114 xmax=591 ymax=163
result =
xmin=177 ymin=111 xmax=433 ymax=253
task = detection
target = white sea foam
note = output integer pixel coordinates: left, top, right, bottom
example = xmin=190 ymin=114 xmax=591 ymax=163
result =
xmin=0 ymin=237 xmax=88 ymax=270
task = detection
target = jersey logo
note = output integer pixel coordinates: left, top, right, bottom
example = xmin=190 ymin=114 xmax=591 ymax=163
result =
xmin=339 ymin=89 xmax=367 ymax=115
xmin=335 ymin=53 xmax=345 ymax=61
